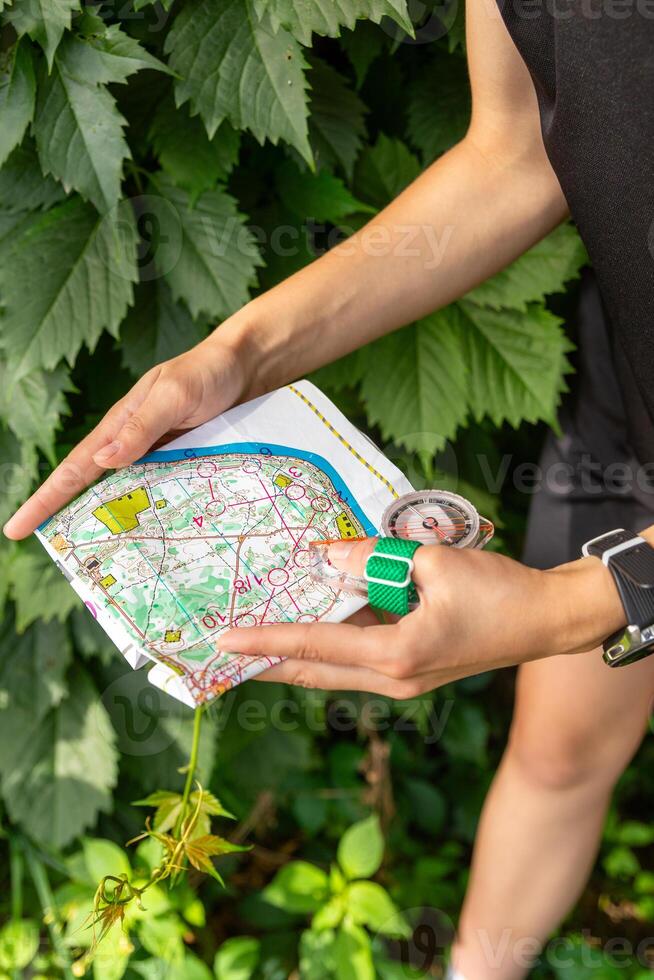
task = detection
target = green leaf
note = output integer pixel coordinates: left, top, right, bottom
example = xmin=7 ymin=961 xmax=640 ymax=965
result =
xmin=360 ymin=308 xmax=469 ymax=455
xmin=6 ymin=0 xmax=79 ymax=69
xmin=256 ymin=0 xmax=412 ymax=47
xmin=0 ymin=39 xmax=36 ymax=168
xmin=299 ymin=928 xmax=337 ymax=979
xmin=310 ymin=349 xmax=365 ymax=393
xmin=0 ymin=920 xmax=39 ymax=972
xmin=340 ymin=22 xmax=386 ymax=88
xmin=82 ymin=837 xmax=132 ymax=883
xmin=148 ymin=174 xmax=262 ymax=320
xmin=120 ymin=280 xmax=208 ymax=378
xmin=213 ymin=936 xmax=261 ymax=980
xmin=0 ymin=428 xmax=38 ymax=529
xmin=10 ymin=538 xmax=82 ymax=631
xmin=308 ymin=56 xmax=366 ymax=178
xmin=0 ymin=667 xmax=119 ymax=848
xmin=0 ymin=360 xmax=72 ymax=462
xmin=32 ymin=35 xmax=131 ymax=212
xmin=337 ymin=814 xmax=384 ymax=879
xmin=0 ymin=618 xmax=71 ymax=722
xmin=406 ymin=54 xmax=471 ymax=164
xmin=166 ymin=0 xmax=312 ymax=162
xmin=345 ymin=881 xmax=411 ymax=937
xmin=150 ymin=95 xmax=241 ymax=200
xmin=0 ymin=141 xmax=66 ymax=213
xmin=459 ymin=300 xmax=573 ymax=428
xmin=91 ymin=920 xmax=132 ymax=980
xmin=0 ymin=195 xmax=138 ymax=378
xmin=262 ymin=861 xmax=330 ymax=913
xmin=276 ymin=159 xmax=375 ymax=223
xmin=441 ymin=699 xmax=489 ymax=766
xmin=63 ymin=23 xmax=172 ymax=84
xmin=466 ymin=224 xmax=587 ymax=311
xmin=334 ymin=921 xmax=374 ymax=980
xmin=354 ymin=133 xmax=421 ymax=206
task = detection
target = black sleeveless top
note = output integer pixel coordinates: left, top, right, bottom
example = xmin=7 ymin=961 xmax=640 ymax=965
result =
xmin=496 ymin=3 xmax=654 ymax=464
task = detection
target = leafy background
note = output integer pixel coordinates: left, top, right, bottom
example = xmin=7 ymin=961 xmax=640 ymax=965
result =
xmin=1 ymin=1 xmax=654 ymax=977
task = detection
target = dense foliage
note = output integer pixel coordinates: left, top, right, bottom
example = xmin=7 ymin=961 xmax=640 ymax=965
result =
xmin=1 ymin=1 xmax=653 ymax=977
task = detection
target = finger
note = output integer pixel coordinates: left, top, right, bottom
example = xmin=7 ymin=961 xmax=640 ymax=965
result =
xmin=2 ymin=372 xmax=160 ymax=539
xmin=325 ymin=537 xmax=377 ymax=576
xmin=254 ymin=657 xmax=407 ymax=697
xmin=219 ymin=620 xmax=395 ymax=668
xmin=91 ymin=376 xmax=186 ymax=469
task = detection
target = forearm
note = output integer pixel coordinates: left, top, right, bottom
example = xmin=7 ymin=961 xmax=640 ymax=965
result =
xmin=214 ymin=135 xmax=568 ymax=395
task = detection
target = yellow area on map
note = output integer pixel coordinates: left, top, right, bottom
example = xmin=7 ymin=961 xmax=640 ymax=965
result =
xmin=336 ymin=512 xmax=357 ymax=538
xmin=274 ymin=473 xmax=293 ymax=489
xmin=100 ymin=574 xmax=116 ymax=588
xmin=93 ymin=487 xmax=150 ymax=534
xmin=155 ymin=499 xmax=167 ymax=509
xmin=165 ymin=629 xmax=182 ymax=642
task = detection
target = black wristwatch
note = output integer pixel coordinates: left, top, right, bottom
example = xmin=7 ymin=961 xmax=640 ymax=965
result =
xmin=582 ymin=529 xmax=654 ymax=667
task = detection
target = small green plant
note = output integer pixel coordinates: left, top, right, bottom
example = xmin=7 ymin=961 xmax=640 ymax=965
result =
xmin=231 ymin=813 xmax=417 ymax=979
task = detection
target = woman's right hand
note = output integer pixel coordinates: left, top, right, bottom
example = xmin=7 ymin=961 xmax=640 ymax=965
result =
xmin=3 ymin=325 xmax=255 ymax=540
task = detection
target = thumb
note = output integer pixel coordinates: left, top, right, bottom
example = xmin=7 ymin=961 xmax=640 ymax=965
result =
xmin=92 ymin=386 xmax=183 ymax=469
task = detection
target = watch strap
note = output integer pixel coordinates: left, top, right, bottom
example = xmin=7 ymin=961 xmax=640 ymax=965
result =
xmin=584 ymin=529 xmax=654 ymax=629
xmin=365 ymin=537 xmax=422 ymax=616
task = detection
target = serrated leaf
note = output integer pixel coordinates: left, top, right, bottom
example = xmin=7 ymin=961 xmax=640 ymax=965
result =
xmin=0 ymin=360 xmax=72 ymax=462
xmin=337 ymin=814 xmax=384 ymax=879
xmin=340 ymin=22 xmax=386 ymax=88
xmin=256 ymin=0 xmax=412 ymax=47
xmin=0 ymin=667 xmax=118 ymax=848
xmin=0 ymin=617 xmax=71 ymax=721
xmin=310 ymin=349 xmax=365 ymax=393
xmin=33 ymin=48 xmax=128 ymax=212
xmin=459 ymin=300 xmax=573 ymax=428
xmin=6 ymin=0 xmax=78 ymax=69
xmin=148 ymin=174 xmax=262 ymax=320
xmin=150 ymin=95 xmax=240 ymax=200
xmin=120 ymin=280 xmax=208 ymax=377
xmin=0 ymin=141 xmax=66 ymax=213
xmin=31 ymin=25 xmax=167 ymax=213
xmin=406 ymin=53 xmax=470 ymax=164
xmin=308 ymin=56 xmax=366 ymax=178
xmin=0 ymin=427 xmax=38 ymax=528
xmin=360 ymin=308 xmax=469 ymax=454
xmin=64 ymin=23 xmax=172 ymax=84
xmin=0 ymin=195 xmax=138 ymax=378
xmin=354 ymin=133 xmax=420 ymax=206
xmin=276 ymin=159 xmax=374 ymax=222
xmin=11 ymin=537 xmax=82 ymax=630
xmin=0 ymin=39 xmax=36 ymax=168
xmin=166 ymin=0 xmax=312 ymax=162
xmin=466 ymin=223 xmax=587 ymax=311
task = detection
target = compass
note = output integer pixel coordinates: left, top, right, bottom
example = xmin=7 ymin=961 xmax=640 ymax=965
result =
xmin=381 ymin=490 xmax=493 ymax=549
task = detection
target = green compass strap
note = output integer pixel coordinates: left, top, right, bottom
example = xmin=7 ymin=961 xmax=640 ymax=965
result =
xmin=365 ymin=537 xmax=422 ymax=616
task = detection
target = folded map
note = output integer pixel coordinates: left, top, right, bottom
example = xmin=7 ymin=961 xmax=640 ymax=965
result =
xmin=36 ymin=381 xmax=413 ymax=707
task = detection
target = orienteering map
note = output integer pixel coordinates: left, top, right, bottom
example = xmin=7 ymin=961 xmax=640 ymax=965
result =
xmin=36 ymin=382 xmax=413 ymax=706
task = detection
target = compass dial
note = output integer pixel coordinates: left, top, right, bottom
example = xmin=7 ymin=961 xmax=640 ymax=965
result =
xmin=381 ymin=490 xmax=480 ymax=548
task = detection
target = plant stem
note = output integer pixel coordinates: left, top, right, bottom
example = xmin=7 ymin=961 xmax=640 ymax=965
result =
xmin=175 ymin=706 xmax=204 ymax=837
xmin=24 ymin=844 xmax=75 ymax=980
xmin=9 ymin=837 xmax=23 ymax=921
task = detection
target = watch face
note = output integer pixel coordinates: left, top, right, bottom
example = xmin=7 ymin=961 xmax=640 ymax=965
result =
xmin=381 ymin=490 xmax=480 ymax=547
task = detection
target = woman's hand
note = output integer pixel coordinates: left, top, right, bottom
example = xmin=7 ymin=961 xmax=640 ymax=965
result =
xmin=218 ymin=538 xmax=627 ymax=697
xmin=2 ymin=324 xmax=256 ymax=540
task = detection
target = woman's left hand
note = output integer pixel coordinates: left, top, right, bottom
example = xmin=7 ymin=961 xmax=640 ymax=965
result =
xmin=218 ymin=537 xmax=626 ymax=697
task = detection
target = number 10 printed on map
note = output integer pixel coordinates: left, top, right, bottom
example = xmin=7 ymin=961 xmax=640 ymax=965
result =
xmin=36 ymin=381 xmax=413 ymax=707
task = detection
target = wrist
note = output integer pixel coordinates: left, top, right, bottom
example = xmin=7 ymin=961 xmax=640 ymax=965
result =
xmin=545 ymin=554 xmax=626 ymax=657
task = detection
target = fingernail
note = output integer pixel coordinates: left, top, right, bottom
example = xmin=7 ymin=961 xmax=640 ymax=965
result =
xmin=93 ymin=441 xmax=121 ymax=464
xmin=328 ymin=541 xmax=356 ymax=561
